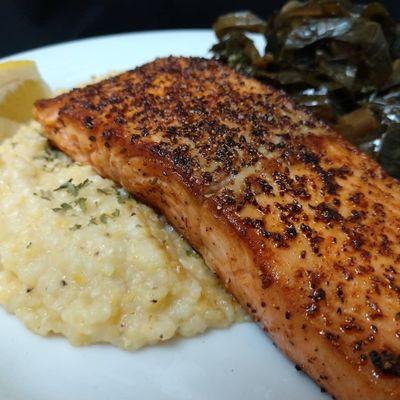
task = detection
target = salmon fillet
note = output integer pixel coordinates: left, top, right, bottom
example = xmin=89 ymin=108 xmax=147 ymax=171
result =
xmin=34 ymin=57 xmax=400 ymax=399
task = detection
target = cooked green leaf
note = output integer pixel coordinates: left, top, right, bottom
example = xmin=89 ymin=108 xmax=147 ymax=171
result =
xmin=52 ymin=203 xmax=73 ymax=213
xmin=213 ymin=11 xmax=267 ymax=39
xmin=211 ymin=0 xmax=400 ymax=178
xmin=97 ymin=188 xmax=113 ymax=195
xmin=378 ymin=124 xmax=400 ymax=178
xmin=54 ymin=178 xmax=90 ymax=197
xmin=100 ymin=214 xmax=108 ymax=224
xmin=75 ymin=197 xmax=87 ymax=212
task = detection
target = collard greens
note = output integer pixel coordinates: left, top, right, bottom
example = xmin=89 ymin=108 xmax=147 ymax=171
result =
xmin=211 ymin=0 xmax=400 ymax=178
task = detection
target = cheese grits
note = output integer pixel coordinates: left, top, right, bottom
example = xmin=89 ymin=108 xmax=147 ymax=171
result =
xmin=0 ymin=121 xmax=245 ymax=350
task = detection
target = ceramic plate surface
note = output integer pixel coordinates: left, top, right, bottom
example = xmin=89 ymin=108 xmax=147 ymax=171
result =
xmin=0 ymin=30 xmax=327 ymax=400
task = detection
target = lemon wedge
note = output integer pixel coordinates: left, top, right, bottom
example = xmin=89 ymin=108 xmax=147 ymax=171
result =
xmin=0 ymin=60 xmax=51 ymax=140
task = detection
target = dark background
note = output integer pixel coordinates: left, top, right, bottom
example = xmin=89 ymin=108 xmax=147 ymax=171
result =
xmin=1 ymin=0 xmax=399 ymax=57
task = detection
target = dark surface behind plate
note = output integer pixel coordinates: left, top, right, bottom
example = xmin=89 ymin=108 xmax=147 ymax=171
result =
xmin=1 ymin=0 xmax=399 ymax=58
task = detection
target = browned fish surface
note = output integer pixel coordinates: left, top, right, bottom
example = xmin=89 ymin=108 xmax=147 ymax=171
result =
xmin=34 ymin=57 xmax=400 ymax=399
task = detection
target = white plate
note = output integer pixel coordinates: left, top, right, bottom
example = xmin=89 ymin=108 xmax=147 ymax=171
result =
xmin=0 ymin=30 xmax=328 ymax=400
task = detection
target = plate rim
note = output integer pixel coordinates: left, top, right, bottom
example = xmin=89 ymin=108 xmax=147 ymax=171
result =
xmin=0 ymin=28 xmax=213 ymax=61
xmin=0 ymin=28 xmax=327 ymax=400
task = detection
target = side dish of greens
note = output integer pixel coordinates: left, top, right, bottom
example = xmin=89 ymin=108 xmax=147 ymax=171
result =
xmin=211 ymin=0 xmax=400 ymax=177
